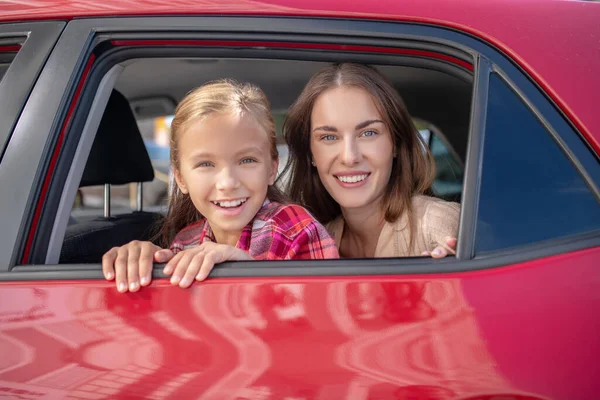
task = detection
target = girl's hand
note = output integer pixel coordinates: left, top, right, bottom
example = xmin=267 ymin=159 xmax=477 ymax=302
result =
xmin=102 ymin=241 xmax=175 ymax=293
xmin=421 ymin=237 xmax=457 ymax=259
xmin=163 ymin=242 xmax=253 ymax=288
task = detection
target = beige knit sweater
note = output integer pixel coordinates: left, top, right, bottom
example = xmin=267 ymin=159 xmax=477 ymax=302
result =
xmin=325 ymin=195 xmax=460 ymax=258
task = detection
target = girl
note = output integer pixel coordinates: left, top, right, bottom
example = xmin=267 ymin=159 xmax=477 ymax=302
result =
xmin=103 ymin=79 xmax=339 ymax=293
xmin=284 ymin=63 xmax=459 ymax=258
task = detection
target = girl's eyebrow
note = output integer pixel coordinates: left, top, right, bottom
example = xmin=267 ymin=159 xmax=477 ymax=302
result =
xmin=189 ymin=151 xmax=213 ymax=160
xmin=234 ymin=145 xmax=263 ymax=156
xmin=189 ymin=146 xmax=263 ymax=160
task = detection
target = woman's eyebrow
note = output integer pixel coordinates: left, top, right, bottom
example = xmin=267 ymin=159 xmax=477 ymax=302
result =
xmin=355 ymin=119 xmax=384 ymax=130
xmin=312 ymin=125 xmax=337 ymax=133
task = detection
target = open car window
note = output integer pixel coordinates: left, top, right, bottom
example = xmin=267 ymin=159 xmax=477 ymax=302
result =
xmin=54 ymin=56 xmax=471 ymax=264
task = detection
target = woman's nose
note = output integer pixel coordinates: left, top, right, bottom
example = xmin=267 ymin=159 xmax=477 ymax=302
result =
xmin=215 ymin=167 xmax=240 ymax=191
xmin=341 ymin=138 xmax=361 ymax=166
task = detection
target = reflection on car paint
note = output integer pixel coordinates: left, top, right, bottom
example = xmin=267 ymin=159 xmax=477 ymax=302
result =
xmin=0 ymin=279 xmax=551 ymax=400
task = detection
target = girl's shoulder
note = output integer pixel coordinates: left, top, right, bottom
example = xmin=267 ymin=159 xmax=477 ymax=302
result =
xmin=259 ymin=202 xmax=326 ymax=236
xmin=170 ymin=218 xmax=208 ymax=248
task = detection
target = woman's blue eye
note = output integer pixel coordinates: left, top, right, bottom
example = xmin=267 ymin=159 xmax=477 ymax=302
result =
xmin=197 ymin=161 xmax=213 ymax=167
xmin=361 ymin=130 xmax=377 ymax=137
xmin=320 ymin=134 xmax=337 ymax=141
xmin=241 ymin=158 xmax=257 ymax=164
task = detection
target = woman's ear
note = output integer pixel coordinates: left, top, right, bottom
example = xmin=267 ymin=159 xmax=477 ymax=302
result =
xmin=268 ymin=158 xmax=279 ymax=185
xmin=173 ymin=168 xmax=188 ymax=194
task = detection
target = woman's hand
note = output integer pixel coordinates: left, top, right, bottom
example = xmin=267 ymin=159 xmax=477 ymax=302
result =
xmin=163 ymin=242 xmax=253 ymax=288
xmin=102 ymin=241 xmax=175 ymax=293
xmin=421 ymin=237 xmax=457 ymax=259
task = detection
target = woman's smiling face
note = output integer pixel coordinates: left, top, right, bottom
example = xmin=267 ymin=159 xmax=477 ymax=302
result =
xmin=309 ymin=86 xmax=395 ymax=213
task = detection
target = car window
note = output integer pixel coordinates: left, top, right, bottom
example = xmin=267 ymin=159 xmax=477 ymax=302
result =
xmin=475 ymin=73 xmax=600 ymax=253
xmin=51 ymin=54 xmax=472 ymax=264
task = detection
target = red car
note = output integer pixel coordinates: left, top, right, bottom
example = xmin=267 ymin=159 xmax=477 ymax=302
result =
xmin=0 ymin=1 xmax=599 ymax=399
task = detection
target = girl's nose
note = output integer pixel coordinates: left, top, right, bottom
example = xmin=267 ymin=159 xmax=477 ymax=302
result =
xmin=215 ymin=167 xmax=240 ymax=191
xmin=341 ymin=137 xmax=362 ymax=166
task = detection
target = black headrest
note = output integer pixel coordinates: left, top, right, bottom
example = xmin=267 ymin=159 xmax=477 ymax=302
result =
xmin=80 ymin=90 xmax=155 ymax=187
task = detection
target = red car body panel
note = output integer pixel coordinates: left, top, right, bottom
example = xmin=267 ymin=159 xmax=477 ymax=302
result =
xmin=1 ymin=247 xmax=599 ymax=399
xmin=1 ymin=0 xmax=599 ymax=153
xmin=1 ymin=1 xmax=599 ymax=399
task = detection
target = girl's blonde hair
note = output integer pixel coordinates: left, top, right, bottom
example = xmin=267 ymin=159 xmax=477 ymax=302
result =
xmin=156 ymin=79 xmax=286 ymax=246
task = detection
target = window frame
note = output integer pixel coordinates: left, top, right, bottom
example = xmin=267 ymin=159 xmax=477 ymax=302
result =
xmin=0 ymin=21 xmax=65 ymax=160
xmin=0 ymin=20 xmax=66 ymax=269
xmin=0 ymin=15 xmax=598 ymax=278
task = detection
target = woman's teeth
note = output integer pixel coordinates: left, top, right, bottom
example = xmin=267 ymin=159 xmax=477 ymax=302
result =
xmin=336 ymin=174 xmax=369 ymax=183
xmin=212 ymin=198 xmax=248 ymax=208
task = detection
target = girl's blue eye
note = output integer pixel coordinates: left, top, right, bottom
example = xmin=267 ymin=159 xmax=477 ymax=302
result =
xmin=197 ymin=161 xmax=213 ymax=168
xmin=320 ymin=134 xmax=337 ymax=141
xmin=361 ymin=130 xmax=377 ymax=137
xmin=240 ymin=158 xmax=257 ymax=164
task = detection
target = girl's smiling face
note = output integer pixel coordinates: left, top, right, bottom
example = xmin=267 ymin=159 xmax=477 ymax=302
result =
xmin=310 ymin=86 xmax=395 ymax=213
xmin=174 ymin=112 xmax=278 ymax=246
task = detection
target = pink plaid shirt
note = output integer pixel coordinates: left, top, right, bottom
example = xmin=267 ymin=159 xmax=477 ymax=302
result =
xmin=170 ymin=201 xmax=339 ymax=260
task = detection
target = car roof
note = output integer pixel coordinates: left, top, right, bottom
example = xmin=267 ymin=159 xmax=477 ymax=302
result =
xmin=1 ymin=0 xmax=599 ymax=149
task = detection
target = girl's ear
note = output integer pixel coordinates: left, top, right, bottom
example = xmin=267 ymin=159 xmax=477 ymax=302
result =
xmin=173 ymin=168 xmax=189 ymax=194
xmin=268 ymin=158 xmax=279 ymax=185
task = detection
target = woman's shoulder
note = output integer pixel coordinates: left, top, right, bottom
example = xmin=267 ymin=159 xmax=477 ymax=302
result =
xmin=412 ymin=195 xmax=460 ymax=216
xmin=411 ymin=195 xmax=460 ymax=236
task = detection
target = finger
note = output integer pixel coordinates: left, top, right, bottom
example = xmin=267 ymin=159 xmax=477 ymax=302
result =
xmin=102 ymin=247 xmax=118 ymax=280
xmin=431 ymin=246 xmax=448 ymax=259
xmin=139 ymin=243 xmax=157 ymax=287
xmin=115 ymin=246 xmax=129 ymax=293
xmin=196 ymin=252 xmax=219 ymax=282
xmin=446 ymin=237 xmax=458 ymax=253
xmin=179 ymin=253 xmax=204 ymax=288
xmin=127 ymin=242 xmax=142 ymax=292
xmin=155 ymin=249 xmax=174 ymax=263
xmin=163 ymin=250 xmax=185 ymax=275
xmin=171 ymin=250 xmax=199 ymax=285
xmin=421 ymin=251 xmax=431 ymax=257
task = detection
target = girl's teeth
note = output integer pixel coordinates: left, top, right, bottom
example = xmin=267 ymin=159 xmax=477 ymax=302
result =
xmin=214 ymin=199 xmax=247 ymax=208
xmin=337 ymin=174 xmax=368 ymax=183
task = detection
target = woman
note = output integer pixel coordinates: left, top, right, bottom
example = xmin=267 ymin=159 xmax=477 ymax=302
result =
xmin=283 ymin=63 xmax=459 ymax=258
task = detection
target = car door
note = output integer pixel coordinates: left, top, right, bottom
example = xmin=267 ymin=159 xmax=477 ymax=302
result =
xmin=0 ymin=15 xmax=599 ymax=400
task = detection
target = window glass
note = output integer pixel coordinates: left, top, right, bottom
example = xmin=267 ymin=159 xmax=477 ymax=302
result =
xmin=476 ymin=73 xmax=600 ymax=253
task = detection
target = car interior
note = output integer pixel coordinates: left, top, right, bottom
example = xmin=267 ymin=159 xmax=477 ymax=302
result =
xmin=60 ymin=57 xmax=472 ymax=263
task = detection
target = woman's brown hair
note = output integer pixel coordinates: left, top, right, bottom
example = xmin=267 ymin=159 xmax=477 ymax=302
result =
xmin=283 ymin=63 xmax=435 ymax=233
xmin=156 ymin=79 xmax=286 ymax=247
